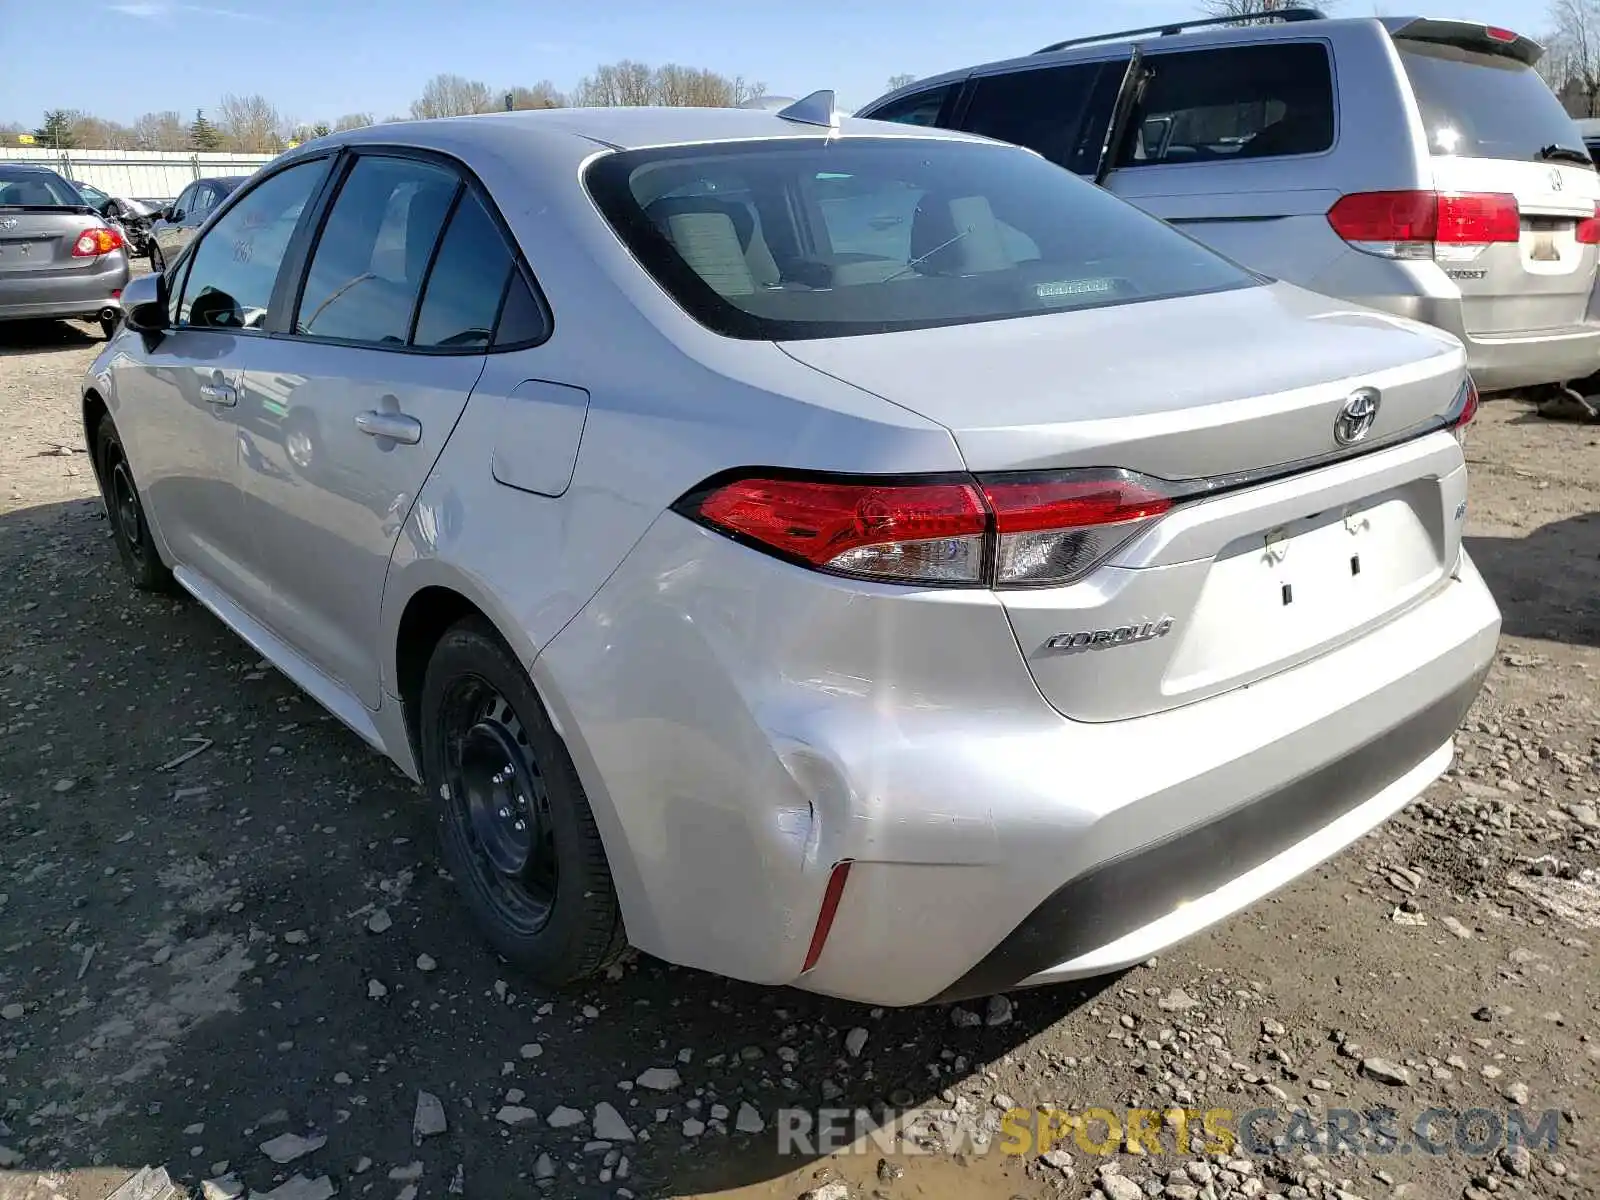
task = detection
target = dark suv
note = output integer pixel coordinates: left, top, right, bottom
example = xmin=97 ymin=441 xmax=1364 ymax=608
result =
xmin=148 ymin=175 xmax=249 ymax=271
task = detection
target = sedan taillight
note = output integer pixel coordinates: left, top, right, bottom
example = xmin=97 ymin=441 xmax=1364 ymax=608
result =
xmin=71 ymin=227 xmax=125 ymax=257
xmin=678 ymin=468 xmax=1178 ymax=589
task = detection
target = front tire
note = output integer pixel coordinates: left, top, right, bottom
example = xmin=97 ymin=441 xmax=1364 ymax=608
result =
xmin=420 ymin=618 xmax=626 ymax=985
xmin=94 ymin=419 xmax=177 ymax=594
xmin=149 ymin=244 xmax=164 ymax=273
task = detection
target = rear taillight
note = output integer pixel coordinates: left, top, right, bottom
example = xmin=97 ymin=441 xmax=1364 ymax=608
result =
xmin=1578 ymin=204 xmax=1600 ymax=244
xmin=1446 ymin=375 xmax=1480 ymax=446
xmin=681 ymin=468 xmax=1178 ymax=589
xmin=1327 ymin=191 xmax=1519 ymax=261
xmin=71 ymin=227 xmax=125 ymax=257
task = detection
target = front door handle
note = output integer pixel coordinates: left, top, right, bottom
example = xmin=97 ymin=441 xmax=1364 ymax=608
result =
xmin=199 ymin=382 xmax=237 ymax=407
xmin=354 ymin=410 xmax=422 ymax=445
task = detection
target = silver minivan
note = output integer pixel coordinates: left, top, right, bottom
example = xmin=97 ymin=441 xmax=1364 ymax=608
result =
xmin=860 ymin=9 xmax=1600 ymax=395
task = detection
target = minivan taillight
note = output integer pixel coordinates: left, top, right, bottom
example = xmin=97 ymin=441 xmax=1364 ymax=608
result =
xmin=1327 ymin=191 xmax=1520 ymax=260
xmin=71 ymin=227 xmax=125 ymax=257
xmin=679 ymin=469 xmax=1178 ymax=589
xmin=1446 ymin=375 xmax=1480 ymax=446
xmin=1577 ymin=203 xmax=1600 ymax=244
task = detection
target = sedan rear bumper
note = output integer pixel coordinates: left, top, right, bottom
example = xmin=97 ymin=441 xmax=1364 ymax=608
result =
xmin=541 ymin=507 xmax=1500 ymax=1007
xmin=0 ymin=254 xmax=129 ymax=322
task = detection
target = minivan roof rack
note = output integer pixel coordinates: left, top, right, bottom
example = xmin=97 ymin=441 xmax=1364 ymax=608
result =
xmin=1034 ymin=7 xmax=1327 ymax=54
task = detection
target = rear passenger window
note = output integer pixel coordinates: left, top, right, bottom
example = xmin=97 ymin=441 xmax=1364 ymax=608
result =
xmin=1119 ymin=43 xmax=1335 ymax=168
xmin=961 ymin=64 xmax=1112 ymax=175
xmin=413 ymin=192 xmax=513 ymax=350
xmin=493 ymin=274 xmax=546 ymax=347
xmin=867 ymin=86 xmax=953 ymax=127
xmin=296 ymin=156 xmax=457 ymax=346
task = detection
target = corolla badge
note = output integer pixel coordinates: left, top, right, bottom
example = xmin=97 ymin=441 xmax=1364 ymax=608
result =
xmin=1334 ymin=387 xmax=1381 ymax=446
xmin=0 ymin=218 xmax=16 ymax=230
xmin=1045 ymin=617 xmax=1174 ymax=652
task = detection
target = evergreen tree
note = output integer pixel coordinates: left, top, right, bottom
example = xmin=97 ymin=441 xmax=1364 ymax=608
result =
xmin=189 ymin=109 xmax=222 ymax=151
xmin=34 ymin=110 xmax=75 ymax=149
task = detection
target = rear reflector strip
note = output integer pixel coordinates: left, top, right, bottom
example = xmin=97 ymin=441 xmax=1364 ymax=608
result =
xmin=801 ymin=860 xmax=853 ymax=973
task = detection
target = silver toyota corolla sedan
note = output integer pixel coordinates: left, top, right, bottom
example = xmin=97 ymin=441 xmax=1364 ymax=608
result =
xmin=83 ymin=99 xmax=1499 ymax=1007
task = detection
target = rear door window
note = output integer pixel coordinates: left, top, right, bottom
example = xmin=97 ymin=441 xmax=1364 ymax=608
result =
xmin=1118 ymin=43 xmax=1335 ymax=167
xmin=866 ymin=86 xmax=955 ymax=127
xmin=1396 ymin=39 xmax=1586 ymax=161
xmin=294 ymin=155 xmax=459 ymax=346
xmin=412 ymin=190 xmax=525 ymax=350
xmin=959 ymin=64 xmax=1113 ymax=175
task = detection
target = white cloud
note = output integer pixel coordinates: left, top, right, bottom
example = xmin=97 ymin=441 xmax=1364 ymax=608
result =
xmin=108 ymin=1 xmax=271 ymax=21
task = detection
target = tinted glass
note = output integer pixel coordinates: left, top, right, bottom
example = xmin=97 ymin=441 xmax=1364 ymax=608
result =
xmin=961 ymin=64 xmax=1110 ymax=174
xmin=0 ymin=167 xmax=82 ymax=206
xmin=1397 ymin=40 xmax=1587 ymax=162
xmin=176 ymin=158 xmax=328 ymax=331
xmin=297 ymin=156 xmax=458 ymax=346
xmin=866 ymin=86 xmax=953 ymax=127
xmin=172 ymin=185 xmax=196 ymax=215
xmin=494 ymin=273 xmax=546 ymax=346
xmin=1119 ymin=43 xmax=1335 ymax=167
xmin=413 ymin=191 xmax=513 ymax=350
xmin=74 ymin=182 xmax=109 ymax=206
xmin=587 ymin=137 xmax=1254 ymax=340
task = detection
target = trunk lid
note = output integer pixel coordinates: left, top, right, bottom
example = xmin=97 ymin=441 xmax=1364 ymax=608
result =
xmin=0 ymin=206 xmax=103 ymax=278
xmin=779 ymin=282 xmax=1470 ymax=721
xmin=1391 ymin=23 xmax=1600 ymax=336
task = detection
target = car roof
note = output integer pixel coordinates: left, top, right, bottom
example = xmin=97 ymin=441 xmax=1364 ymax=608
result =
xmin=301 ymin=105 xmax=990 ymax=158
xmin=0 ymin=163 xmax=67 ymax=175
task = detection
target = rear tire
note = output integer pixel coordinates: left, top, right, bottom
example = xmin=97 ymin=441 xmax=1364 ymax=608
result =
xmin=419 ymin=617 xmax=626 ymax=985
xmin=94 ymin=419 xmax=177 ymax=594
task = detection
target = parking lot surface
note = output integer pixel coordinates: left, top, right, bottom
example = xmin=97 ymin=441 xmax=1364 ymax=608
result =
xmin=1 ymin=316 xmax=1597 ymax=1200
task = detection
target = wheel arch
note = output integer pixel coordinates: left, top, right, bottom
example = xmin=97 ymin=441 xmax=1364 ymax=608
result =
xmin=384 ymin=573 xmax=655 ymax=951
xmin=82 ymin=388 xmax=111 ymax=494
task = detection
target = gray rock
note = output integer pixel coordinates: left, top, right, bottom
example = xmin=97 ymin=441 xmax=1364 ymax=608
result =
xmin=1565 ymin=803 xmax=1599 ymax=831
xmin=415 ymin=953 xmax=437 ymax=972
xmin=636 ymin=1067 xmax=681 ymax=1091
xmin=1262 ymin=1019 xmax=1286 ymax=1037
xmin=388 ymin=1163 xmax=423 ymax=1182
xmin=986 ymin=994 xmax=1014 ymax=1027
xmin=1101 ymin=1175 xmax=1145 ymax=1200
xmin=1499 ymin=1145 xmax=1532 ymax=1177
xmin=1359 ymin=1058 xmax=1410 ymax=1087
xmin=519 ymin=1042 xmax=543 ymax=1060
xmin=533 ymin=1153 xmax=557 ymax=1180
xmin=950 ymin=1007 xmax=983 ymax=1029
xmin=259 ymin=1132 xmax=327 ymax=1165
xmin=496 ymin=1106 xmax=540 ymax=1126
xmin=0 ymin=1145 xmax=21 ymax=1168
xmin=0 ymin=1004 xmax=22 ymax=1021
xmin=249 ymin=1176 xmax=334 ymax=1200
xmin=1440 ymin=916 xmax=1474 ymax=940
xmin=200 ymin=1176 xmax=244 ymax=1200
xmin=735 ymin=1102 xmax=765 ymax=1134
xmin=593 ymin=1102 xmax=635 ymax=1142
xmin=682 ymin=1117 xmax=706 ymax=1137
xmin=105 ymin=1167 xmax=186 ymax=1200
xmin=844 ymin=1027 xmax=869 ymax=1058
xmin=1042 ymin=1148 xmax=1074 ymax=1171
xmin=366 ymin=909 xmax=392 ymax=934
xmin=1502 ymin=1081 xmax=1531 ymax=1105
xmin=547 ymin=1105 xmax=585 ymax=1130
xmin=1158 ymin=988 xmax=1199 ymax=1012
xmin=413 ymin=1090 xmax=446 ymax=1142
xmin=800 ymin=1185 xmax=851 ymax=1200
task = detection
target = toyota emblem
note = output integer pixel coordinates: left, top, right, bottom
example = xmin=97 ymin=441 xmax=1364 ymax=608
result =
xmin=1334 ymin=388 xmax=1381 ymax=446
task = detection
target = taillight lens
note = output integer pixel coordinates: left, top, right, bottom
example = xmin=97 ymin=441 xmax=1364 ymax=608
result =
xmin=681 ymin=469 xmax=1178 ymax=589
xmin=982 ymin=473 xmax=1174 ymax=587
xmin=1446 ymin=375 xmax=1480 ymax=446
xmin=694 ymin=476 xmax=988 ymax=584
xmin=1577 ymin=204 xmax=1600 ymax=244
xmin=1328 ymin=191 xmax=1519 ymax=260
xmin=71 ymin=227 xmax=125 ymax=257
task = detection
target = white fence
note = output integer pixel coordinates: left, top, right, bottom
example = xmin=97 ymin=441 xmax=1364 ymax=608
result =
xmin=0 ymin=148 xmax=276 ymax=200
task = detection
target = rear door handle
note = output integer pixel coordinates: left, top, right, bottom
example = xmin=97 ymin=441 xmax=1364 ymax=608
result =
xmin=354 ymin=410 xmax=422 ymax=445
xmin=199 ymin=382 xmax=237 ymax=407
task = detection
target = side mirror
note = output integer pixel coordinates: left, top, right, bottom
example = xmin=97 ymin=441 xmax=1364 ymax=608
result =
xmin=165 ymin=207 xmax=183 ymax=223
xmin=121 ymin=272 xmax=169 ymax=338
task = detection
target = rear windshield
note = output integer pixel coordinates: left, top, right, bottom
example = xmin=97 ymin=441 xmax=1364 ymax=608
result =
xmin=0 ymin=167 xmax=83 ymax=207
xmin=1396 ymin=39 xmax=1587 ymax=162
xmin=586 ymin=138 xmax=1256 ymax=340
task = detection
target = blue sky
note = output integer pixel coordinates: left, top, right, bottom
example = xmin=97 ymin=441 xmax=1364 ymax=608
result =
xmin=0 ymin=0 xmax=1557 ymax=126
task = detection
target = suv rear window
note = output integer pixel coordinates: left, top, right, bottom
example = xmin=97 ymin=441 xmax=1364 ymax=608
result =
xmin=586 ymin=137 xmax=1255 ymax=341
xmin=1396 ymin=39 xmax=1587 ymax=162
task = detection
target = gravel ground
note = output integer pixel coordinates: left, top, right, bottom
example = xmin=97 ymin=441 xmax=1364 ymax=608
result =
xmin=0 ymin=311 xmax=1597 ymax=1200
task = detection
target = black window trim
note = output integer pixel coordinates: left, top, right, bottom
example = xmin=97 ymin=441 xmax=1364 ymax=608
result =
xmin=950 ymin=58 xmax=1123 ymax=177
xmin=275 ymin=142 xmax=553 ymax=357
xmin=166 ymin=152 xmax=337 ymax=337
xmin=1111 ymin=36 xmax=1341 ymax=172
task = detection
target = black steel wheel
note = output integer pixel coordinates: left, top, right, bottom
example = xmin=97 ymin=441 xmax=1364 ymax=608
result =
xmin=420 ymin=617 xmax=626 ymax=984
xmin=94 ymin=419 xmax=176 ymax=593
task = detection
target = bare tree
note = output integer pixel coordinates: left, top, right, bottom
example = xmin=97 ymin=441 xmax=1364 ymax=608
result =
xmin=0 ymin=122 xmax=27 ymax=148
xmin=69 ymin=115 xmax=138 ymax=150
xmin=1201 ymin=0 xmax=1340 ymax=16
xmin=886 ymin=73 xmax=916 ymax=91
xmin=133 ymin=110 xmax=188 ymax=151
xmin=410 ymin=74 xmax=495 ymax=119
xmin=217 ymin=93 xmax=286 ymax=152
xmin=1541 ymin=0 xmax=1600 ymax=116
xmin=334 ymin=112 xmax=375 ymax=131
xmin=505 ymin=83 xmax=565 ymax=110
xmin=572 ymin=61 xmax=764 ymax=107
